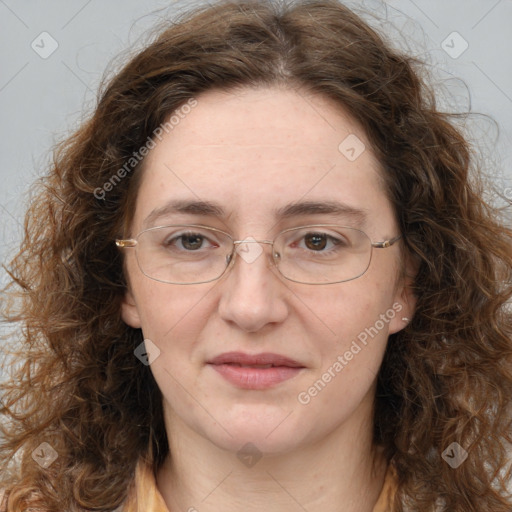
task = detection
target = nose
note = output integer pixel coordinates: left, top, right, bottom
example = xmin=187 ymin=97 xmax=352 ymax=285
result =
xmin=217 ymin=240 xmax=289 ymax=333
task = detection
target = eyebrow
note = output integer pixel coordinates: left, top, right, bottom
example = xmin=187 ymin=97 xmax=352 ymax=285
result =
xmin=274 ymin=201 xmax=367 ymax=226
xmin=143 ymin=200 xmax=224 ymax=229
xmin=142 ymin=199 xmax=368 ymax=229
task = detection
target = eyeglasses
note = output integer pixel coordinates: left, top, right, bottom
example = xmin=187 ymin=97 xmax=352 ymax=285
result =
xmin=116 ymin=224 xmax=402 ymax=285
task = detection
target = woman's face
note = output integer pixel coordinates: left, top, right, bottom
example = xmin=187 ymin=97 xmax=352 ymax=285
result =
xmin=121 ymin=86 xmax=414 ymax=455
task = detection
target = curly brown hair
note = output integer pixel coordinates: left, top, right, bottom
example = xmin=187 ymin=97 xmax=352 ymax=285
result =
xmin=1 ymin=0 xmax=511 ymax=510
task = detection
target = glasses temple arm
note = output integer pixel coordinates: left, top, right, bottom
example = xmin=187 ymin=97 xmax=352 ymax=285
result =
xmin=372 ymin=234 xmax=402 ymax=249
xmin=115 ymin=239 xmax=137 ymax=248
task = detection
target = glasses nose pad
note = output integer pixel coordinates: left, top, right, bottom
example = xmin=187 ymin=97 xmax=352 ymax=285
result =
xmin=272 ymin=250 xmax=281 ymax=267
xmin=227 ymin=243 xmax=242 ymax=267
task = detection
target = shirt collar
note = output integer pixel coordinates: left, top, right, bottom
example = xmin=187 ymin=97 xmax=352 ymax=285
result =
xmin=124 ymin=458 xmax=397 ymax=512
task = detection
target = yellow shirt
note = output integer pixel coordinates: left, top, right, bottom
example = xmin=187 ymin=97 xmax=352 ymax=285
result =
xmin=123 ymin=459 xmax=397 ymax=512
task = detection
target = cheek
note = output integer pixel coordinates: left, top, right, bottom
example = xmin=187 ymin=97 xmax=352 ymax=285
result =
xmin=137 ymin=285 xmax=213 ymax=400
xmin=130 ymin=271 xmax=217 ymax=353
xmin=309 ymin=277 xmax=399 ymax=377
xmin=313 ymin=274 xmax=398 ymax=335
xmin=295 ymin=288 xmax=395 ymax=426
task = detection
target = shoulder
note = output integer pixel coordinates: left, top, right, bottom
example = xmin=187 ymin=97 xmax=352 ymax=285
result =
xmin=372 ymin=463 xmax=398 ymax=512
xmin=122 ymin=458 xmax=169 ymax=512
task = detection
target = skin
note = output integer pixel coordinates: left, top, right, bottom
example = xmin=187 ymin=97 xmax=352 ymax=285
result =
xmin=121 ymin=85 xmax=416 ymax=512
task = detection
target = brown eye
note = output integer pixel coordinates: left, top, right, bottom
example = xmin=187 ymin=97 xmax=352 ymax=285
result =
xmin=180 ymin=234 xmax=205 ymax=250
xmin=304 ymin=233 xmax=328 ymax=251
xmin=163 ymin=232 xmax=211 ymax=251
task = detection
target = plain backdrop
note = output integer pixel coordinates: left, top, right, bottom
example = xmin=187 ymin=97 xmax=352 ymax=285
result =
xmin=0 ymin=0 xmax=511 ymax=283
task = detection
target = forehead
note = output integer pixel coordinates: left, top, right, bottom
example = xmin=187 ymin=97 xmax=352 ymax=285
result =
xmin=132 ymin=86 xmax=395 ymax=234
xmin=150 ymin=86 xmax=376 ymax=163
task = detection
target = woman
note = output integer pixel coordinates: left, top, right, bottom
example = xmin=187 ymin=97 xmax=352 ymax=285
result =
xmin=1 ymin=0 xmax=511 ymax=510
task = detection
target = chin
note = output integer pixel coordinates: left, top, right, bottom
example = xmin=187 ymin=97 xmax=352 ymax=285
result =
xmin=211 ymin=428 xmax=304 ymax=457
xmin=198 ymin=403 xmax=310 ymax=455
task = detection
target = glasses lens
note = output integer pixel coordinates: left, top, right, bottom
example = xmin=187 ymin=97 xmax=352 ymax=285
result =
xmin=274 ymin=225 xmax=372 ymax=284
xmin=136 ymin=225 xmax=233 ymax=284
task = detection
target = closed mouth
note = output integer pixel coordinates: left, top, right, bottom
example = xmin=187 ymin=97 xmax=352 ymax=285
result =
xmin=207 ymin=352 xmax=305 ymax=368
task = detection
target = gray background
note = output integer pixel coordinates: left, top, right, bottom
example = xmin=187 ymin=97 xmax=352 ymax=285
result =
xmin=0 ymin=0 xmax=511 ymax=283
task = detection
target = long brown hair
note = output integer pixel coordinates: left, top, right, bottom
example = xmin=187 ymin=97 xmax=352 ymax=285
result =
xmin=1 ymin=0 xmax=511 ymax=510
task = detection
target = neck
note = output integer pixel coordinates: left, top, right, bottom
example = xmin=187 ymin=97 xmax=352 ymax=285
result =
xmin=156 ymin=405 xmax=387 ymax=512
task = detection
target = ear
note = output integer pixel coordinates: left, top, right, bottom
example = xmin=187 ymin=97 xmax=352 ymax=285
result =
xmin=121 ymin=288 xmax=142 ymax=329
xmin=388 ymin=255 xmax=418 ymax=335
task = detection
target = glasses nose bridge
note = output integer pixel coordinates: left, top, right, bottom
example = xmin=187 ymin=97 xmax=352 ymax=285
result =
xmin=229 ymin=238 xmax=277 ymax=269
xmin=232 ymin=238 xmax=274 ymax=247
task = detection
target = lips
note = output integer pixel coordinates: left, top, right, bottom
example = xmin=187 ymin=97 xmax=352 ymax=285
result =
xmin=207 ymin=352 xmax=305 ymax=389
xmin=208 ymin=352 xmax=304 ymax=368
